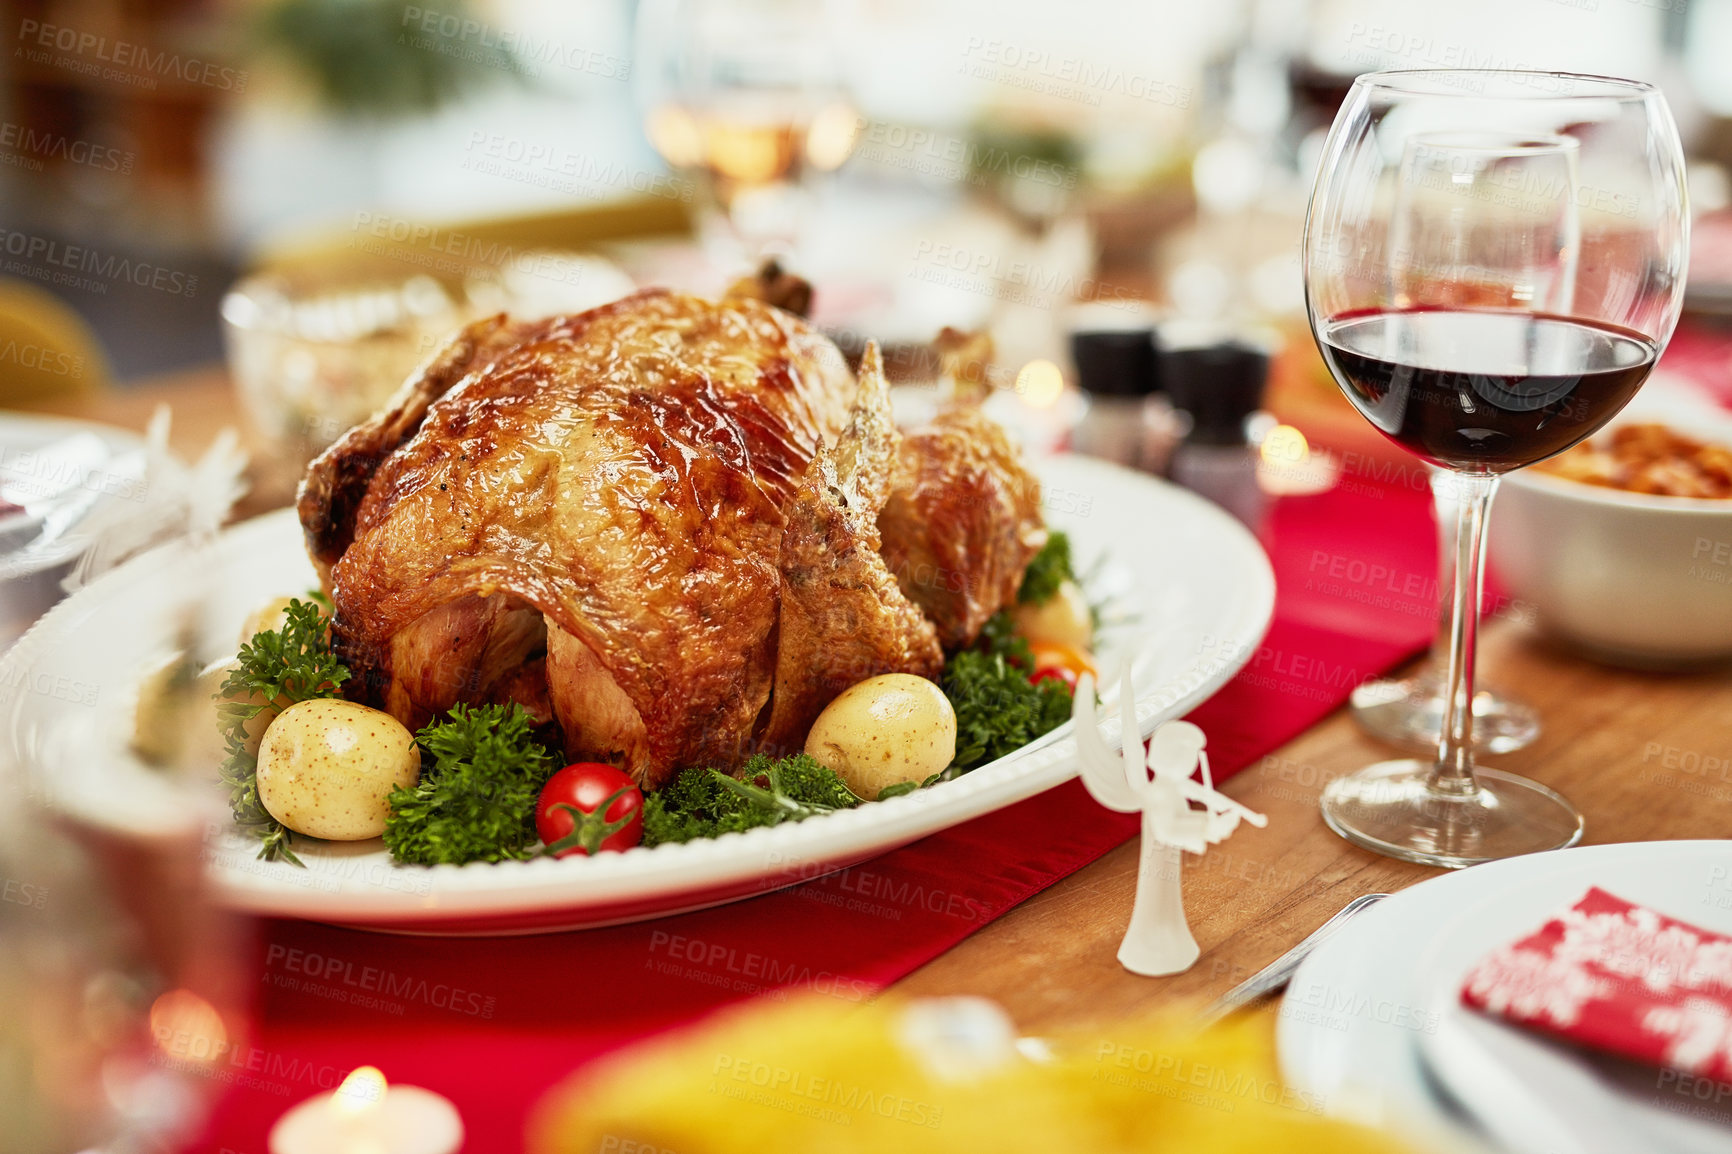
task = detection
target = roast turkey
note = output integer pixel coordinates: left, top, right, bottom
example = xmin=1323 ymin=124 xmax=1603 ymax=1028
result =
xmin=299 ymin=288 xmax=1042 ymax=788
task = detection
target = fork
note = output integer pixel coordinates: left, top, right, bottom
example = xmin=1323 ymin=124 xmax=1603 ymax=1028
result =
xmin=1196 ymin=893 xmax=1389 ymax=1028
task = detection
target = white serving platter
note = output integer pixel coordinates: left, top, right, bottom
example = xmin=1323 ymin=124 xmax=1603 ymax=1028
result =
xmin=1 ymin=454 xmax=1274 ymax=935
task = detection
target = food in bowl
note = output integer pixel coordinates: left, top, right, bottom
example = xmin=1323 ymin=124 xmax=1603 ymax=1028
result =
xmin=1491 ymin=421 xmax=1732 ymax=666
xmin=1535 ymin=423 xmax=1732 ymax=498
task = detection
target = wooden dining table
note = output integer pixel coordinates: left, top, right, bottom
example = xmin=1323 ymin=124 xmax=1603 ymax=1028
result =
xmin=23 ymin=367 xmax=1732 ymax=1057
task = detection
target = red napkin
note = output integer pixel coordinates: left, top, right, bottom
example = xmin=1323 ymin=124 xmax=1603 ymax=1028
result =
xmin=1462 ymin=887 xmax=1732 ymax=1082
xmin=187 ymin=468 xmax=1437 ymax=1154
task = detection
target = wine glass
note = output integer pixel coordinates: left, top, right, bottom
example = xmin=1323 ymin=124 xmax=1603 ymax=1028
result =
xmin=634 ymin=0 xmax=860 ymax=270
xmin=1304 ymin=71 xmax=1688 ymax=867
xmin=0 ymin=546 xmax=249 ymax=1151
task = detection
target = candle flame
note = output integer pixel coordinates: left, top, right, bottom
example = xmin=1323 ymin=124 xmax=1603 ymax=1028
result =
xmin=1015 ymin=360 xmax=1064 ymax=409
xmin=646 ymin=105 xmax=703 ymax=169
xmin=1256 ymin=424 xmax=1340 ymax=495
xmin=1259 ymin=424 xmax=1309 ymax=466
xmin=148 ymin=989 xmax=227 ymax=1067
xmin=334 ymin=1065 xmax=387 ymax=1117
xmin=806 ymin=102 xmax=860 ymax=171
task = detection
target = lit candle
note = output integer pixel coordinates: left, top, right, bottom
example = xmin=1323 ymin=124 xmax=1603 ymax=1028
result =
xmin=1014 ymin=359 xmax=1066 ymax=410
xmin=1255 ymin=424 xmax=1340 ymax=496
xmin=270 ymin=1066 xmax=463 ymax=1154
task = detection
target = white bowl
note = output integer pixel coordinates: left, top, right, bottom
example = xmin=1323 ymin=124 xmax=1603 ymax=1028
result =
xmin=1490 ymin=465 xmax=1732 ymax=667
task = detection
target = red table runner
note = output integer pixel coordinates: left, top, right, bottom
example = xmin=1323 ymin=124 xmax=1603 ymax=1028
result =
xmin=189 ymin=465 xmax=1439 ymax=1153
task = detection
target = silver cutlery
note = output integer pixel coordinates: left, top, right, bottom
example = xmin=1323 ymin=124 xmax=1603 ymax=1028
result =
xmin=1198 ymin=893 xmax=1388 ymax=1028
xmin=1423 ymin=1008 xmax=1672 ymax=1154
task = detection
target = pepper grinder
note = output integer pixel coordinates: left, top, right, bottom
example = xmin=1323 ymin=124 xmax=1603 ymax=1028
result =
xmin=1067 ymin=317 xmax=1168 ymax=472
xmin=1163 ymin=336 xmax=1271 ymax=529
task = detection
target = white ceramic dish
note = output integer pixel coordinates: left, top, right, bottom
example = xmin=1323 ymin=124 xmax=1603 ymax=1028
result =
xmin=0 ymin=413 xmax=145 ymax=651
xmin=1490 ymin=385 xmax=1732 ymax=667
xmin=0 ymin=454 xmax=1275 ymax=935
xmin=1278 ymin=840 xmax=1732 ymax=1146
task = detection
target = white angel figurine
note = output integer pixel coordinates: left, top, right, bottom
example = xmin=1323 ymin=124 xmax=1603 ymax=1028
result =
xmin=1072 ymin=663 xmax=1267 ymax=976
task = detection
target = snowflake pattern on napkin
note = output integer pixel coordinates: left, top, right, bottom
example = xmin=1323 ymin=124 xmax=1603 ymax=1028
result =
xmin=1461 ymin=887 xmax=1732 ymax=1081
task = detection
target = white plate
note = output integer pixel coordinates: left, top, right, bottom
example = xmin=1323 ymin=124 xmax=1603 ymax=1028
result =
xmin=1421 ymin=984 xmax=1732 ymax=1154
xmin=0 ymin=413 xmax=142 ymax=554
xmin=1279 ymin=841 xmax=1732 ymax=1147
xmin=0 ymin=413 xmax=145 ymax=650
xmin=0 ymin=454 xmax=1274 ymax=935
xmin=1415 ymin=848 xmax=1732 ymax=1154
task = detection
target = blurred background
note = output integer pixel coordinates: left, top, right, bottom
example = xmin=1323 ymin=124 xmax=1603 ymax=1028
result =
xmin=2 ymin=0 xmax=1730 ymax=499
xmin=0 ymin=0 xmax=1714 ymax=360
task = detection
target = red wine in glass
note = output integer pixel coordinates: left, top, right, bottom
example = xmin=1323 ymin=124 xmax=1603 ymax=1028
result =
xmin=1303 ymin=73 xmax=1686 ymax=869
xmin=1319 ymin=308 xmax=1658 ymax=472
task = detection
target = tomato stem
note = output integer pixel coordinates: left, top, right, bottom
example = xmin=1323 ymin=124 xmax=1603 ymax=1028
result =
xmin=541 ymin=786 xmax=636 ymax=857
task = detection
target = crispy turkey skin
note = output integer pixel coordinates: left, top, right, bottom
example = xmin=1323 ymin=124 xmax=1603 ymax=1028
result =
xmin=879 ymin=406 xmax=1047 ymax=648
xmin=759 ymin=345 xmax=943 ymax=756
xmin=298 ymin=290 xmax=1044 ymax=789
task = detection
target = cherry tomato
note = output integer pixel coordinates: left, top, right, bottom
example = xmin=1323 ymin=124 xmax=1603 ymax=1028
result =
xmin=1028 ymin=641 xmax=1097 ymax=687
xmin=535 ymin=763 xmax=644 ymax=857
xmin=1031 ymin=664 xmax=1079 ymax=691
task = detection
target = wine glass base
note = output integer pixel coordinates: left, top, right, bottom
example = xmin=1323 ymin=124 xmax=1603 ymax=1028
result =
xmin=1320 ymin=759 xmax=1584 ymax=869
xmin=1350 ymin=673 xmax=1540 ymax=754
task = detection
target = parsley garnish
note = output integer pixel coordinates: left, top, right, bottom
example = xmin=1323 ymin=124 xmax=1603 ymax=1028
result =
xmin=1017 ymin=531 xmax=1074 ymax=605
xmin=382 ymin=704 xmax=556 ymax=865
xmin=941 ymin=610 xmax=1073 ymax=773
xmin=217 ymin=598 xmax=349 ymax=866
xmin=640 ymin=754 xmax=861 ymax=846
xmin=979 ymin=608 xmax=1034 ymax=666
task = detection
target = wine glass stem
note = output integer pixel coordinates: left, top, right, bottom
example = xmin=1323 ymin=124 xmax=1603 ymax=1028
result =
xmin=1429 ymin=467 xmax=1458 ymax=659
xmin=1431 ymin=472 xmax=1499 ymax=794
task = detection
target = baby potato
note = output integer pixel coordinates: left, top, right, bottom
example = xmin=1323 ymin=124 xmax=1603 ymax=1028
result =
xmin=132 ymin=651 xmax=201 ymax=767
xmin=1011 ymin=579 xmax=1093 ymax=651
xmin=805 ymin=673 xmax=956 ymax=798
xmin=133 ymin=654 xmax=267 ymax=766
xmin=256 ymin=699 xmax=420 ymax=841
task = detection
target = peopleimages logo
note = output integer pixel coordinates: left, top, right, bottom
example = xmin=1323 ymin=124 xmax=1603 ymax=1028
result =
xmin=460 ymin=132 xmax=693 ymax=202
xmin=400 ymin=6 xmax=631 ymax=80
xmin=16 ymin=19 xmax=247 ymax=92
xmin=348 ymin=211 xmax=599 ymax=286
xmin=0 ymin=666 xmax=100 ymax=707
xmin=263 ymin=944 xmax=498 ymax=1018
xmin=647 ymin=930 xmax=874 ymax=1002
xmin=1 ymin=878 xmax=47 ymax=910
xmin=907 ymin=239 xmax=1145 ymax=311
xmin=0 ymin=339 xmax=84 ymax=378
xmin=0 ymin=122 xmax=132 ymax=173
xmin=710 ymin=1054 xmax=945 ymax=1129
xmin=0 ymin=226 xmax=198 ymax=297
xmin=958 ymin=37 xmax=1192 ymax=109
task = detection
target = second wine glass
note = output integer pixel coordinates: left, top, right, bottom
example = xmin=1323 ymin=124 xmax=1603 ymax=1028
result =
xmin=1349 ymin=467 xmax=1540 ymax=755
xmin=634 ymin=0 xmax=860 ymax=269
xmin=1349 ymin=128 xmax=1581 ymax=757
